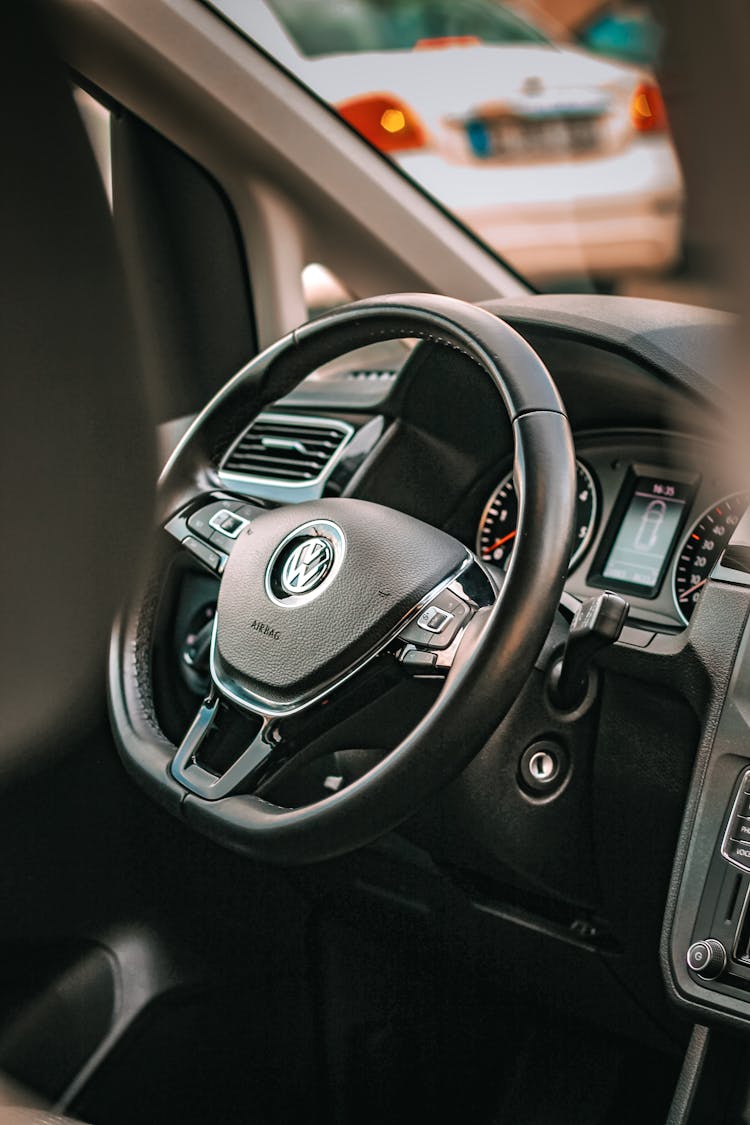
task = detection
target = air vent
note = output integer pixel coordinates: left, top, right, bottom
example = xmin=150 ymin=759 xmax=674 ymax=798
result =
xmin=221 ymin=413 xmax=353 ymax=485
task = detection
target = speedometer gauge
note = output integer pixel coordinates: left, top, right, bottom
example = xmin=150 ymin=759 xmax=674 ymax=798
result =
xmin=477 ymin=460 xmax=598 ymax=571
xmin=673 ymin=492 xmax=749 ymax=622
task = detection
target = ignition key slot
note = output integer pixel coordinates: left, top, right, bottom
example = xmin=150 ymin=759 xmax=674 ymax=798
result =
xmin=519 ymin=739 xmax=569 ymax=796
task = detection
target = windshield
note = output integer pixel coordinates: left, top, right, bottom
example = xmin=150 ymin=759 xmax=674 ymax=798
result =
xmin=266 ymin=0 xmax=547 ymax=57
xmin=208 ymin=1 xmax=702 ymax=308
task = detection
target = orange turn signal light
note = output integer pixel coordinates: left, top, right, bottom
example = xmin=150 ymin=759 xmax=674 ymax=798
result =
xmin=630 ymin=80 xmax=668 ymax=133
xmin=337 ymin=93 xmax=428 ymax=154
xmin=414 ymin=35 xmax=481 ymax=49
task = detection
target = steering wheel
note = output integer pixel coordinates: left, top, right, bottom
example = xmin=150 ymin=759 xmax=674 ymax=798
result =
xmin=109 ymin=294 xmax=576 ymax=864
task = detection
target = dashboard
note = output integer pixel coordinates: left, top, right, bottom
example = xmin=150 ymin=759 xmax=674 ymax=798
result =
xmin=223 ymin=414 xmax=745 ymax=637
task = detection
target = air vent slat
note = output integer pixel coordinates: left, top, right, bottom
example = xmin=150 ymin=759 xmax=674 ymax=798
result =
xmin=222 ymin=414 xmax=351 ymax=484
xmin=229 ymin=452 xmax=324 ymax=473
xmin=230 ymin=446 xmax=329 ymax=462
xmin=252 ymin=421 xmax=341 ymax=437
xmin=240 ymin=437 xmax=339 ymax=454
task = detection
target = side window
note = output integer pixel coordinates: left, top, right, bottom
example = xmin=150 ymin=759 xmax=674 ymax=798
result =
xmin=73 ymin=85 xmax=258 ymax=423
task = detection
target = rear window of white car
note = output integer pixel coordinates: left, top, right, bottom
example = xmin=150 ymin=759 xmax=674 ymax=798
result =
xmin=266 ymin=0 xmax=548 ymax=57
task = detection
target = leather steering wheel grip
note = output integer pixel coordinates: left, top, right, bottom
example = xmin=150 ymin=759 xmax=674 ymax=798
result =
xmin=109 ymin=294 xmax=576 ymax=863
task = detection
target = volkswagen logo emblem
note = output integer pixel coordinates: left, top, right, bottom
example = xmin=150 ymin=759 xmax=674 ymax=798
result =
xmin=265 ymin=520 xmax=345 ymax=607
xmin=280 ymin=536 xmax=334 ymax=595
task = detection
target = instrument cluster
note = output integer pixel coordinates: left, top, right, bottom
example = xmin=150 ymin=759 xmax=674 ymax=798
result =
xmin=476 ymin=432 xmax=747 ymax=629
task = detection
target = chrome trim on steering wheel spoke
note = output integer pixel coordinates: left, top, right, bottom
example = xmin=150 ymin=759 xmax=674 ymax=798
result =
xmin=170 ymin=692 xmax=279 ymax=800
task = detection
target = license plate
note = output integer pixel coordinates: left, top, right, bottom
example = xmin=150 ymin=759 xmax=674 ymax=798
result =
xmin=466 ymin=114 xmax=601 ymax=159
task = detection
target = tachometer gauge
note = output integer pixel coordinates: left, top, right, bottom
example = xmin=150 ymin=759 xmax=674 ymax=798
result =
xmin=477 ymin=460 xmax=598 ymax=571
xmin=673 ymin=492 xmax=749 ymax=622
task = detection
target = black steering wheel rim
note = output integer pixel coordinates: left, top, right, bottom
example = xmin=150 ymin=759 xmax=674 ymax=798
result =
xmin=109 ymin=294 xmax=576 ymax=864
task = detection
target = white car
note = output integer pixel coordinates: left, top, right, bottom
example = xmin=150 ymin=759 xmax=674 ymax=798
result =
xmin=218 ymin=0 xmax=683 ymax=284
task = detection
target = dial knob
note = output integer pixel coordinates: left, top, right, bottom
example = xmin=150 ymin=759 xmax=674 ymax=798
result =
xmin=686 ymin=939 xmax=727 ymax=980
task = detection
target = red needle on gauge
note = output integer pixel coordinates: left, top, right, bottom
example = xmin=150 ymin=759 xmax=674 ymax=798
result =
xmin=679 ymin=578 xmax=707 ymax=601
xmin=483 ymin=529 xmax=516 ymax=556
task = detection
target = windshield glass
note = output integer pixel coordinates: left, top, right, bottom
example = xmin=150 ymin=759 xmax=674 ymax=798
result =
xmin=266 ymin=0 xmax=547 ymax=56
xmin=208 ymin=1 xmax=709 ymax=308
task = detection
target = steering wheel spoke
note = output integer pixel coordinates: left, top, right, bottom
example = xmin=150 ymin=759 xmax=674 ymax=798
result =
xmin=171 ymin=644 xmax=421 ymax=801
xmin=170 ymin=692 xmax=272 ymax=799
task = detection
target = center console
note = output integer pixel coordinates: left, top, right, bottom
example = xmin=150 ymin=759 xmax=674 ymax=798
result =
xmin=664 ymin=512 xmax=750 ymax=1027
xmin=660 ymin=518 xmax=750 ymax=1123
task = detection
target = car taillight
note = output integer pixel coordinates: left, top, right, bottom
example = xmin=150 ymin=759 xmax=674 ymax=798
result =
xmin=414 ymin=36 xmax=481 ymax=49
xmin=336 ymin=93 xmax=428 ymax=154
xmin=630 ymin=80 xmax=668 ymax=133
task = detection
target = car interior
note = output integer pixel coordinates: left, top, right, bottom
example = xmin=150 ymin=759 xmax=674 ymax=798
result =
xmin=5 ymin=2 xmax=750 ymax=1124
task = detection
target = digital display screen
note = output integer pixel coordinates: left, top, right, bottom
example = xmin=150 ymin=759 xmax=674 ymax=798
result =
xmin=602 ymin=476 xmax=693 ymax=595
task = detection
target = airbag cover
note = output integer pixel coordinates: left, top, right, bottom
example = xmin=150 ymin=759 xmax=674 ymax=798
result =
xmin=213 ymin=498 xmax=466 ymax=707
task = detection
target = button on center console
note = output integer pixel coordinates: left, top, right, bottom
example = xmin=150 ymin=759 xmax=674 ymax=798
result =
xmin=722 ymin=769 xmax=750 ymax=873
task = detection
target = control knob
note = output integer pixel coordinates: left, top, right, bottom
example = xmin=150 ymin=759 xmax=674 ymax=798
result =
xmin=686 ymin=939 xmax=727 ymax=980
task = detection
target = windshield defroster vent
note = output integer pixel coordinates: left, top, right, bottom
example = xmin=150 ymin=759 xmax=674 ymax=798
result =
xmin=220 ymin=412 xmax=353 ymax=486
